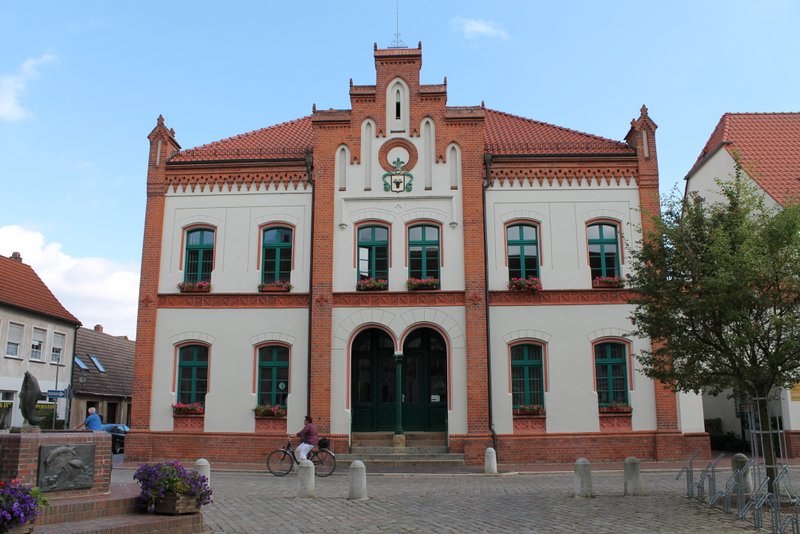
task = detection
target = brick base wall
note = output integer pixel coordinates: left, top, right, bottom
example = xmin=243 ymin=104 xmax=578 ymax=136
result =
xmin=125 ymin=429 xmax=709 ymax=465
xmin=0 ymin=430 xmax=111 ymax=497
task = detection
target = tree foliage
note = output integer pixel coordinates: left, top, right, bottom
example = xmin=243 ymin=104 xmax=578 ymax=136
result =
xmin=628 ymin=166 xmax=800 ymax=399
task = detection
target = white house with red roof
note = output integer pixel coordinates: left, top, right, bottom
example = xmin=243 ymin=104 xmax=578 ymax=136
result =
xmin=686 ymin=112 xmax=800 ymax=453
xmin=130 ymin=44 xmax=708 ymax=465
xmin=0 ymin=252 xmax=80 ymax=429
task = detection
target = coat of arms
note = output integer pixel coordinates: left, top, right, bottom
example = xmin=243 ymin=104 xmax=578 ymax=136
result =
xmin=382 ymin=157 xmax=414 ymax=193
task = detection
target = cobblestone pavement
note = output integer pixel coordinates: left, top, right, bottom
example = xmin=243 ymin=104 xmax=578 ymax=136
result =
xmin=115 ymin=467 xmax=760 ymax=532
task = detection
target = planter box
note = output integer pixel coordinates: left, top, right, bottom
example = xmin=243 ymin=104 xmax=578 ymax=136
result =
xmin=599 ymin=412 xmax=632 ymax=432
xmin=408 ymin=285 xmax=440 ymax=291
xmin=155 ymin=492 xmax=200 ymax=515
xmin=513 ymin=415 xmax=546 ymax=433
xmin=255 ymin=417 xmax=287 ymax=433
xmin=258 ymin=284 xmax=291 ymax=292
xmin=592 ymin=280 xmax=624 ymax=289
xmin=4 ymin=523 xmax=35 ymax=534
xmin=179 ymin=286 xmax=210 ymax=293
xmin=173 ymin=414 xmax=205 ymax=432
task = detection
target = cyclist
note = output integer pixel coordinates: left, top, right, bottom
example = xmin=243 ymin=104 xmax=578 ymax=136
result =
xmin=295 ymin=415 xmax=319 ymax=461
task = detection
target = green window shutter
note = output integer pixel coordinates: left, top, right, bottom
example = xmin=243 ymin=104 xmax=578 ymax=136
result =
xmin=510 ymin=344 xmax=544 ymax=408
xmin=587 ymin=223 xmax=620 ymax=279
xmin=594 ymin=342 xmax=628 ymax=405
xmin=262 ymin=227 xmax=293 ymax=283
xmin=177 ymin=345 xmax=209 ymax=405
xmin=257 ymin=346 xmax=290 ymax=406
xmin=507 ymin=224 xmax=539 ymax=280
xmin=408 ymin=225 xmax=440 ymax=280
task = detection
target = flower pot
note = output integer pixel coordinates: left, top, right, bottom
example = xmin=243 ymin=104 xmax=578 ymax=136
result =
xmin=258 ymin=284 xmax=291 ymax=292
xmin=155 ymin=492 xmax=201 ymax=515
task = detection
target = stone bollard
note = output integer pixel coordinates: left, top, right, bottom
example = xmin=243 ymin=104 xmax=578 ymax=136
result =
xmin=297 ymin=459 xmax=315 ymax=498
xmin=194 ymin=458 xmax=211 ymax=486
xmin=732 ymin=453 xmax=753 ymax=494
xmin=348 ymin=460 xmax=368 ymax=500
xmin=485 ymin=448 xmax=498 ymax=474
xmin=574 ymin=457 xmax=593 ymax=498
xmin=623 ymin=457 xmax=643 ymax=496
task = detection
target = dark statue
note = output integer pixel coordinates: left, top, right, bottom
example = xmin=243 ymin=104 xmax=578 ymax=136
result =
xmin=19 ymin=371 xmax=45 ymax=425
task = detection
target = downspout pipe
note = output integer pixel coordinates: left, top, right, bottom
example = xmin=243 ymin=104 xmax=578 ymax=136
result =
xmin=304 ymin=150 xmax=315 ymax=416
xmin=483 ymin=153 xmax=497 ymax=455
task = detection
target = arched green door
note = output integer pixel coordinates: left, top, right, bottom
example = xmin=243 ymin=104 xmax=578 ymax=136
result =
xmin=402 ymin=328 xmax=447 ymax=431
xmin=350 ymin=327 xmax=448 ymax=432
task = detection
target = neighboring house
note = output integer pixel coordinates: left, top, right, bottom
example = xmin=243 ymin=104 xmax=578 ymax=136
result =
xmin=69 ymin=324 xmax=134 ymax=429
xmin=129 ymin=44 xmax=707 ymax=464
xmin=685 ymin=112 xmax=800 ymax=453
xmin=0 ymin=252 xmax=80 ymax=429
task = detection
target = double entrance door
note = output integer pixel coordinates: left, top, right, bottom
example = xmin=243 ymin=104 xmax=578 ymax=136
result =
xmin=351 ymin=327 xmax=447 ymax=432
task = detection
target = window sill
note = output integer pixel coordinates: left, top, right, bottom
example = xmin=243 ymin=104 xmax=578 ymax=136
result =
xmin=258 ymin=285 xmax=292 ymax=293
xmin=178 ymin=287 xmax=211 ymax=293
xmin=355 ymin=287 xmax=389 ymax=292
xmin=29 ymin=359 xmax=46 ymax=364
xmin=3 ymin=355 xmax=22 ymax=360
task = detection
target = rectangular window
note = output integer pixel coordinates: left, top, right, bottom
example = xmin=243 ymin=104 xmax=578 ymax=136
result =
xmin=357 ymin=226 xmax=389 ymax=281
xmin=178 ymin=345 xmax=209 ymax=405
xmin=408 ymin=224 xmax=440 ymax=280
xmin=595 ymin=342 xmax=628 ymax=405
xmin=257 ymin=345 xmax=289 ymax=407
xmin=51 ymin=332 xmax=65 ymax=364
xmin=6 ymin=323 xmax=23 ymax=357
xmin=507 ymin=223 xmax=540 ymax=280
xmin=587 ymin=223 xmax=620 ymax=280
xmin=184 ymin=229 xmax=215 ymax=284
xmin=511 ymin=344 xmax=545 ymax=408
xmin=262 ymin=227 xmax=293 ymax=284
xmin=31 ymin=328 xmax=46 ymax=360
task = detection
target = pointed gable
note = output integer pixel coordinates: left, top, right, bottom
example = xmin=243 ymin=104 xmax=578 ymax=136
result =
xmin=0 ymin=254 xmax=80 ymax=325
xmin=484 ymin=109 xmax=635 ymax=156
xmin=688 ymin=112 xmax=800 ymax=206
xmin=169 ymin=116 xmax=313 ymax=163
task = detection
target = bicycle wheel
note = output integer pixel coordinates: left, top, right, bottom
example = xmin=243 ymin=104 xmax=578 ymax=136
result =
xmin=267 ymin=449 xmax=294 ymax=476
xmin=311 ymin=449 xmax=336 ymax=477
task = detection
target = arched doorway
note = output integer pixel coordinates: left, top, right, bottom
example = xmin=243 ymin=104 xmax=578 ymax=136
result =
xmin=350 ymin=327 xmax=447 ymax=432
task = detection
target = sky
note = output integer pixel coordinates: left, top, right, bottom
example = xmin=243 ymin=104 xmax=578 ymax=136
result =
xmin=1 ymin=1 xmax=798 ymax=338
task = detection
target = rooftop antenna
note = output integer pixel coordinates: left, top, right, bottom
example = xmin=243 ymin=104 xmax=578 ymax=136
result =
xmin=388 ymin=0 xmax=406 ymax=48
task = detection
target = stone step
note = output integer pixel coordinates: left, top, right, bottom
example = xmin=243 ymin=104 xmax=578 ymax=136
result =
xmin=350 ymin=446 xmax=449 ymax=454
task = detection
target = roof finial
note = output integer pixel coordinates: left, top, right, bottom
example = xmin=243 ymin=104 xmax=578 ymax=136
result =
xmin=388 ymin=0 xmax=406 ymax=49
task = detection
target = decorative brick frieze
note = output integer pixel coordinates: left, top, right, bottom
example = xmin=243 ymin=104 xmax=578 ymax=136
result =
xmin=333 ymin=291 xmax=464 ymax=308
xmin=489 ymin=289 xmax=633 ymax=306
xmin=158 ymin=293 xmax=310 ymax=309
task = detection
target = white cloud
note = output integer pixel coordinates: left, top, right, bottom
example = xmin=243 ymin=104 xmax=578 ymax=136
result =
xmin=0 ymin=53 xmax=57 ymax=122
xmin=0 ymin=225 xmax=139 ymax=338
xmin=451 ymin=17 xmax=509 ymax=41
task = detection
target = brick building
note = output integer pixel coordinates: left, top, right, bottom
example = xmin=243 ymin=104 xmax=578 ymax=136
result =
xmin=129 ymin=44 xmax=708 ymax=463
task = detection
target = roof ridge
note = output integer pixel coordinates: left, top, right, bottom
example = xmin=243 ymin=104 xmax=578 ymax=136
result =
xmin=176 ymin=115 xmax=312 ymax=155
xmin=485 ymin=108 xmax=629 ymax=148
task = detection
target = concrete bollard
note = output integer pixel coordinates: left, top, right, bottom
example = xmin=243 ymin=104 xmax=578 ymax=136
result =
xmin=623 ymin=456 xmax=643 ymax=496
xmin=195 ymin=458 xmax=211 ymax=485
xmin=348 ymin=460 xmax=368 ymax=500
xmin=484 ymin=448 xmax=498 ymax=474
xmin=574 ymin=457 xmax=593 ymax=498
xmin=732 ymin=453 xmax=753 ymax=494
xmin=297 ymin=459 xmax=315 ymax=498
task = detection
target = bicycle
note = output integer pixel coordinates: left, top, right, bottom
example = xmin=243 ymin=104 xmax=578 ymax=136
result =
xmin=267 ymin=438 xmax=336 ymax=477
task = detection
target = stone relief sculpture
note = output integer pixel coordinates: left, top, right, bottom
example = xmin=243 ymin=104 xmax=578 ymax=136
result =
xmin=38 ymin=444 xmax=95 ymax=491
xmin=19 ymin=371 xmax=45 ymax=426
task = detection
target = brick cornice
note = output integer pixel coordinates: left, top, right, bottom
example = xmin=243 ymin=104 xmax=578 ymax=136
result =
xmin=489 ymin=289 xmax=634 ymax=306
xmin=332 ymin=291 xmax=465 ymax=308
xmin=158 ymin=293 xmax=310 ymax=309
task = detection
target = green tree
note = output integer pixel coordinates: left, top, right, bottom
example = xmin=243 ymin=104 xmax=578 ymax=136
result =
xmin=628 ymin=165 xmax=800 ymax=491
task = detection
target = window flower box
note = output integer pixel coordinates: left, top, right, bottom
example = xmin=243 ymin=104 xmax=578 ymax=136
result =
xmin=177 ymin=281 xmax=211 ymax=293
xmin=356 ymin=278 xmax=388 ymax=291
xmin=507 ymin=277 xmax=542 ymax=293
xmin=253 ymin=404 xmax=286 ymax=418
xmin=258 ymin=281 xmax=292 ymax=292
xmin=592 ymin=276 xmax=624 ymax=289
xmin=172 ymin=402 xmax=205 ymax=416
xmin=513 ymin=404 xmax=545 ymax=416
xmin=598 ymin=403 xmax=632 ymax=414
xmin=406 ymin=277 xmax=440 ymax=291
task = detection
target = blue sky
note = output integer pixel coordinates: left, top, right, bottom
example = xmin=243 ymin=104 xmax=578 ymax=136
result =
xmin=1 ymin=1 xmax=798 ymax=337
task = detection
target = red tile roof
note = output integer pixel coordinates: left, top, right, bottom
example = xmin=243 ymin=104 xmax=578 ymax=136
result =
xmin=169 ymin=116 xmax=313 ymax=163
xmin=688 ymin=113 xmax=800 ymax=206
xmin=0 ymin=255 xmax=80 ymax=325
xmin=168 ymin=108 xmax=635 ymax=164
xmin=484 ymin=109 xmax=635 ymax=156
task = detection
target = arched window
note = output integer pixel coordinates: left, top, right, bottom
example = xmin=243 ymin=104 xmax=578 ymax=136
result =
xmin=511 ymin=344 xmax=544 ymax=408
xmin=594 ymin=342 xmax=628 ymax=406
xmin=177 ymin=345 xmax=208 ymax=405
xmin=262 ymin=227 xmax=293 ymax=284
xmin=184 ymin=228 xmax=214 ymax=284
xmin=507 ymin=223 xmax=539 ymax=280
xmin=258 ymin=345 xmax=289 ymax=407
xmin=408 ymin=224 xmax=440 ymax=280
xmin=357 ymin=225 xmax=389 ymax=281
xmin=587 ymin=223 xmax=620 ymax=279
